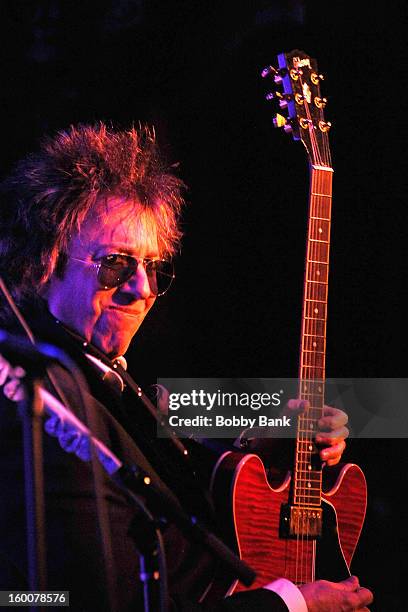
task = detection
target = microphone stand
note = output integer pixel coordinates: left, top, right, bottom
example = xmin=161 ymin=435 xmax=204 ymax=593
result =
xmin=128 ymin=496 xmax=168 ymax=612
xmin=18 ymin=376 xmax=47 ymax=612
xmin=1 ymin=336 xmax=256 ymax=611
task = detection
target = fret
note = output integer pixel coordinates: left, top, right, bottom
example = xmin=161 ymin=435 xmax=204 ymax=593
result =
xmin=305 ymin=298 xmax=326 ymax=304
xmin=309 ymin=238 xmax=329 ymax=244
xmin=303 ymin=319 xmax=326 ymax=336
xmin=304 ymin=314 xmax=326 ymax=322
xmin=310 ymin=215 xmax=330 ymax=221
xmin=298 ymin=402 xmax=324 ymax=411
xmin=306 ymin=283 xmax=327 ymax=302
xmin=298 ymin=409 xmax=324 ymax=417
xmin=301 ymin=353 xmax=325 ymax=368
xmin=299 ymin=416 xmax=322 ymax=423
xmin=299 ymin=380 xmax=324 ymax=390
xmin=298 ymin=420 xmax=319 ymax=428
xmin=307 ymin=279 xmax=328 ymax=285
xmin=308 ymin=242 xmax=329 ymax=262
xmin=311 ymin=192 xmax=332 ymax=198
xmin=306 ymin=264 xmax=329 ymax=279
xmin=293 ymin=500 xmax=321 ymax=507
xmin=294 ymin=496 xmax=321 ymax=506
xmin=310 ymin=202 xmax=331 ymax=222
xmin=294 ymin=470 xmax=322 ymax=476
xmin=297 ymin=433 xmax=321 ymax=440
xmin=299 ymin=394 xmax=324 ymax=402
xmin=304 ymin=333 xmax=325 ymax=338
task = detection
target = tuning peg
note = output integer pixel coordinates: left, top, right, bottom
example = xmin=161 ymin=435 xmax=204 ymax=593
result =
xmin=261 ymin=65 xmax=287 ymax=84
xmin=273 ymin=113 xmax=287 ymax=128
xmin=314 ymin=96 xmax=327 ymax=109
xmin=311 ymin=72 xmax=325 ymax=85
xmin=273 ymin=114 xmax=293 ymax=133
xmin=319 ymin=121 xmax=332 ymax=132
xmin=266 ymin=91 xmax=280 ymax=101
xmin=261 ymin=65 xmax=277 ymax=78
xmin=266 ymin=91 xmax=293 ymax=109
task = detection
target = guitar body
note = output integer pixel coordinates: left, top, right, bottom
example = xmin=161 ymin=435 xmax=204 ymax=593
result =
xmin=208 ymin=452 xmax=366 ymax=597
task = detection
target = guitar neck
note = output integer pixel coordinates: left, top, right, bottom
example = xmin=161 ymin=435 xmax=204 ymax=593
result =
xmin=293 ymin=165 xmax=333 ymax=507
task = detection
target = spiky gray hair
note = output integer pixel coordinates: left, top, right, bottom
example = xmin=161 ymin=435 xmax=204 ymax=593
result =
xmin=0 ymin=122 xmax=185 ymax=306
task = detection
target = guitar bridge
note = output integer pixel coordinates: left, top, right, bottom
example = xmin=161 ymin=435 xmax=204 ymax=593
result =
xmin=279 ymin=503 xmax=322 ymax=539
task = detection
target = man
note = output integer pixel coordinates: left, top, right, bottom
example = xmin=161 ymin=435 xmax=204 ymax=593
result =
xmin=0 ymin=123 xmax=373 ymax=610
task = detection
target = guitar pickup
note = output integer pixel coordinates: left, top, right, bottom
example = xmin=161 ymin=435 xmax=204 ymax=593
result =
xmin=279 ymin=503 xmax=322 ymax=539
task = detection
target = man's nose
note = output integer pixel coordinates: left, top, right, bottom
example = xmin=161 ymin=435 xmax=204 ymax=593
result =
xmin=121 ymin=263 xmax=152 ymax=299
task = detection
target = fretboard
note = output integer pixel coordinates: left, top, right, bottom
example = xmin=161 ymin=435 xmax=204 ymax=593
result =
xmin=293 ymin=165 xmax=333 ymax=507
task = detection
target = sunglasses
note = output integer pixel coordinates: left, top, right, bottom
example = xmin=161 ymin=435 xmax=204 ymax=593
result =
xmin=71 ymin=254 xmax=175 ymax=296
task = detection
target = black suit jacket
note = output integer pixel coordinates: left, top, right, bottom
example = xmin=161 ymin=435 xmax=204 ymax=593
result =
xmin=0 ymin=306 xmax=289 ymax=611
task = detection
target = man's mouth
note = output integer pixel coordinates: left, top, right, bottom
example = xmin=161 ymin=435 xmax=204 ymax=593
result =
xmin=107 ymin=305 xmax=145 ymax=316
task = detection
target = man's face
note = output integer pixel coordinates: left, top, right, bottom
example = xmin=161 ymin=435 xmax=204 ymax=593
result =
xmin=46 ymin=196 xmax=158 ymax=357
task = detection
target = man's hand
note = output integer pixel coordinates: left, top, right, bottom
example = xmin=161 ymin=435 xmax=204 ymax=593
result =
xmin=299 ymin=576 xmax=373 ymax=611
xmin=285 ymin=399 xmax=349 ymax=466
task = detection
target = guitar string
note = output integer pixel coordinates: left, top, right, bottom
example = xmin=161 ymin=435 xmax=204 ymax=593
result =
xmin=306 ymin=95 xmax=331 ymax=583
xmin=291 ymin=67 xmax=331 ymax=584
xmin=300 ymin=167 xmax=330 ymax=583
xmin=300 ymin=74 xmax=320 ymax=583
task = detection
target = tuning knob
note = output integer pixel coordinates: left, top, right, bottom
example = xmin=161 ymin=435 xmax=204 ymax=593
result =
xmin=314 ymin=96 xmax=327 ymax=109
xmin=311 ymin=72 xmax=325 ymax=85
xmin=319 ymin=121 xmax=332 ymax=132
xmin=261 ymin=65 xmax=277 ymax=78
xmin=261 ymin=65 xmax=287 ymax=84
xmin=273 ymin=114 xmax=293 ymax=133
xmin=273 ymin=113 xmax=287 ymax=129
xmin=265 ymin=91 xmax=293 ymax=108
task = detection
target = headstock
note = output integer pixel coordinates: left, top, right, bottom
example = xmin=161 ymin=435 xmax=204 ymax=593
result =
xmin=262 ymin=49 xmax=332 ymax=168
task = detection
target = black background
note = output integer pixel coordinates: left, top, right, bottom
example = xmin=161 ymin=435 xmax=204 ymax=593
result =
xmin=1 ymin=1 xmax=406 ymax=608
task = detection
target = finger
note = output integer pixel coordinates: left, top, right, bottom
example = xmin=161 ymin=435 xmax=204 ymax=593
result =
xmin=75 ymin=436 xmax=91 ymax=461
xmin=0 ymin=358 xmax=11 ymax=385
xmin=59 ymin=431 xmax=81 ymax=453
xmin=44 ymin=415 xmax=60 ymax=435
xmin=13 ymin=366 xmax=26 ymax=378
xmin=3 ymin=378 xmax=25 ymax=402
xmin=318 ymin=416 xmax=348 ymax=433
xmin=320 ymin=440 xmax=346 ymax=464
xmin=349 ymin=587 xmax=374 ymax=608
xmin=316 ymin=427 xmax=349 ymax=444
xmin=283 ymin=399 xmax=310 ymax=417
xmin=320 ymin=405 xmax=348 ymax=427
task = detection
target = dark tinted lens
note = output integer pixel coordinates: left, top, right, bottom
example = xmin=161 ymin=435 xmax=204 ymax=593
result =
xmin=97 ymin=255 xmax=174 ymax=294
xmin=146 ymin=259 xmax=174 ymax=295
xmin=98 ymin=255 xmax=136 ymax=288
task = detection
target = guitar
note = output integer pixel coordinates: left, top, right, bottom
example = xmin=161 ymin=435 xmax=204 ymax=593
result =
xmin=207 ymin=50 xmax=367 ymax=596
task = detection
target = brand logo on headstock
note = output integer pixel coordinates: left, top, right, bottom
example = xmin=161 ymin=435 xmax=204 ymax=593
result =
xmin=293 ymin=57 xmax=311 ymax=69
xmin=302 ymin=82 xmax=312 ymax=104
